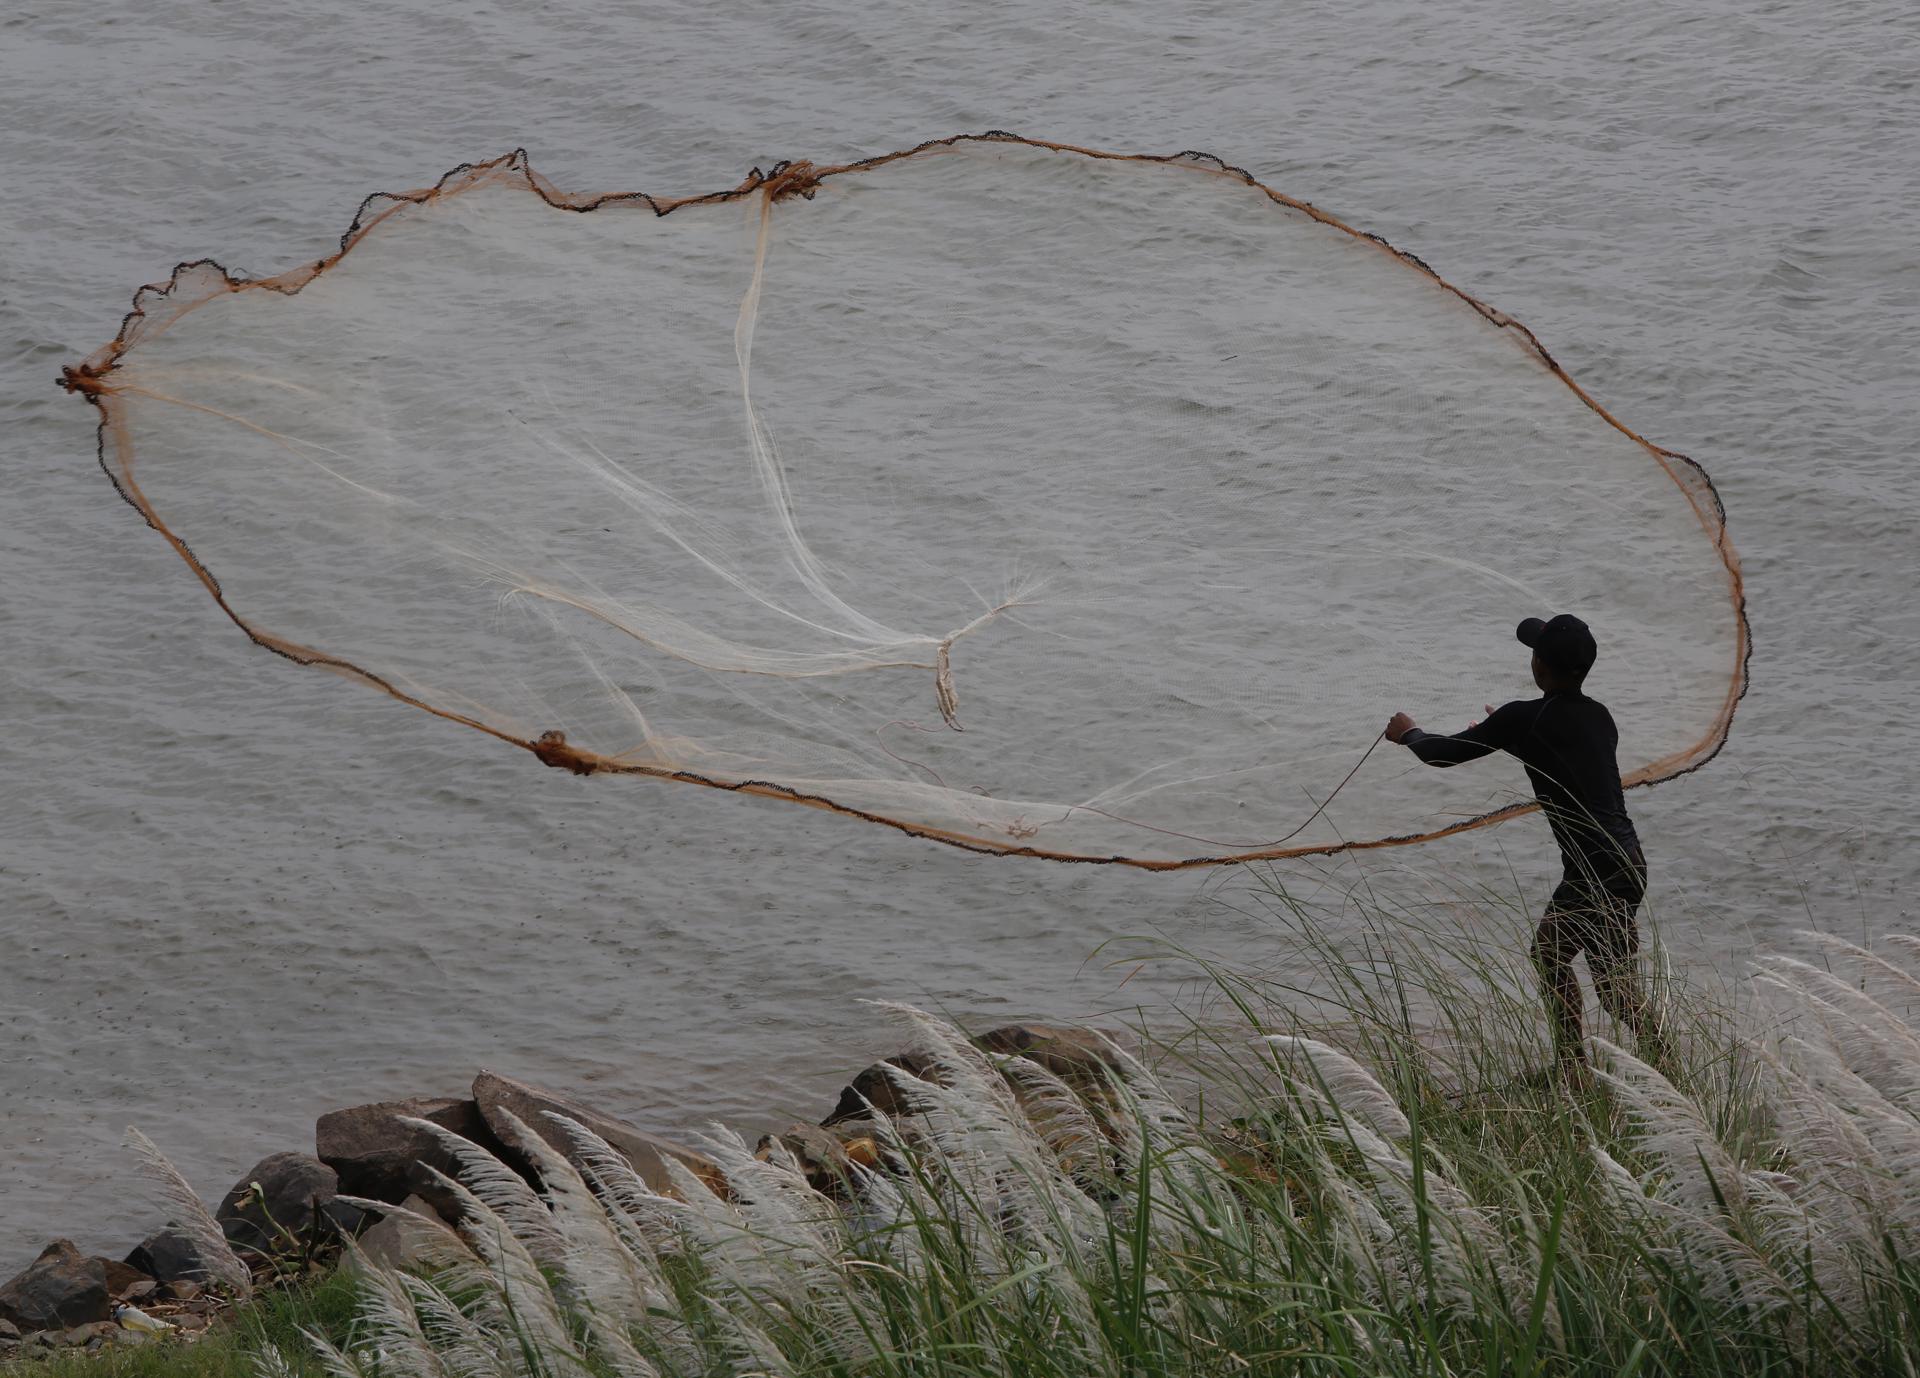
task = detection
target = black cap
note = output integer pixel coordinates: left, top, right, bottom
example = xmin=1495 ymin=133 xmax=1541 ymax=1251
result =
xmin=1516 ymin=614 xmax=1597 ymax=678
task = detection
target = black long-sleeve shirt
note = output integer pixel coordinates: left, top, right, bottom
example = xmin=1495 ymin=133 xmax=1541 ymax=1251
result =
xmin=1401 ymin=691 xmax=1640 ymax=877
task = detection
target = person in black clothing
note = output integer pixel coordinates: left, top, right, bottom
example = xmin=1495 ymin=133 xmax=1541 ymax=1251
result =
xmin=1384 ymin=614 xmax=1666 ymax=1077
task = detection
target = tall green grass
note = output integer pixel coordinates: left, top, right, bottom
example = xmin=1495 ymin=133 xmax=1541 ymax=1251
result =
xmin=0 ymin=1272 xmax=358 ymax=1378
xmin=85 ymin=881 xmax=1920 ymax=1375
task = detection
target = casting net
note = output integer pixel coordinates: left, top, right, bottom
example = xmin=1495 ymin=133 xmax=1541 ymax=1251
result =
xmin=67 ymin=134 xmax=1747 ymax=866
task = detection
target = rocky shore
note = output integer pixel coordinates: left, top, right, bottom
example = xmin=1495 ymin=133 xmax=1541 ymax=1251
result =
xmin=0 ymin=1023 xmax=1120 ymax=1364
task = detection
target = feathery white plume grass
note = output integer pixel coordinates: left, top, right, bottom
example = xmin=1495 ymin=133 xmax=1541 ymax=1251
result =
xmin=1591 ymin=1038 xmax=1748 ymax=1217
xmin=333 ymin=1193 xmax=475 ymax=1275
xmin=1799 ymin=930 xmax=1920 ymax=1005
xmin=396 ymin=1269 xmax=519 ymax=1378
xmin=1755 ymin=955 xmax=1920 ymax=1107
xmin=338 ymin=1245 xmax=449 ymax=1378
xmin=124 ymin=1126 xmax=252 ymax=1299
xmin=1264 ymin=1034 xmax=1412 ymax=1139
xmin=397 ymin=1116 xmax=566 ymax=1264
xmin=485 ymin=1108 xmax=663 ymax=1323
xmin=1757 ymin=1043 xmax=1920 ymax=1264
xmin=413 ymin=1166 xmax=583 ymax=1371
xmin=285 ymin=937 xmax=1920 ymax=1378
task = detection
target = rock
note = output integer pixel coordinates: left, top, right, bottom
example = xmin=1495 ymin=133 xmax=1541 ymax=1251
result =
xmin=973 ymin=1023 xmax=1130 ymax=1086
xmin=62 ymin=1320 xmax=117 ymax=1348
xmin=976 ymin=1023 xmax=1135 ymax=1156
xmin=0 ymin=1240 xmax=111 ymax=1332
xmin=99 ymin=1257 xmax=152 ymax=1301
xmin=820 ymin=1052 xmax=943 ymax=1126
xmin=473 ymin=1070 xmax=722 ymax=1196
xmin=317 ymin=1096 xmax=500 ymax=1206
xmin=0 ymin=1317 xmax=19 ymax=1341
xmin=216 ymin=1152 xmax=365 ymax=1259
xmin=819 ymin=1028 xmax=1127 ymax=1131
xmin=348 ymin=1195 xmax=473 ymax=1275
xmin=762 ymin=1119 xmax=891 ymax=1200
xmin=125 ymin=1229 xmax=228 ymax=1287
xmin=755 ymin=1123 xmax=872 ymax=1196
xmin=158 ymin=1280 xmax=202 ymax=1302
xmin=843 ymin=1135 xmax=882 ymax=1169
xmin=118 ymin=1279 xmax=157 ymax=1303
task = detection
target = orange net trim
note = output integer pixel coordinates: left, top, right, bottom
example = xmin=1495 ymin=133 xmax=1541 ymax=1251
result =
xmin=63 ymin=131 xmax=1750 ymax=870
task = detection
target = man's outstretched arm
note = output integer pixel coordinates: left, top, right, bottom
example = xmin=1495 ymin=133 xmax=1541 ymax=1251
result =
xmin=1384 ymin=704 xmax=1517 ymax=767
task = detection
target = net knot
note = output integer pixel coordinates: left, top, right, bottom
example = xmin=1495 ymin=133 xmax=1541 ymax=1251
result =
xmin=59 ymin=362 xmax=109 ymax=398
xmin=935 ymin=639 xmax=963 ymax=731
xmin=752 ymin=159 xmax=823 ymax=203
xmin=531 ymin=729 xmax=598 ymax=776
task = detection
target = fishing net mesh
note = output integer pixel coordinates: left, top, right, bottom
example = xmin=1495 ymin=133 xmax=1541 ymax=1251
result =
xmin=67 ymin=134 xmax=1747 ymax=866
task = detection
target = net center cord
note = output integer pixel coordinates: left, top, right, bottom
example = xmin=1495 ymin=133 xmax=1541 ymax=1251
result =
xmin=509 ymin=168 xmax=1017 ymax=728
xmin=731 ymin=175 xmax=1388 ymax=850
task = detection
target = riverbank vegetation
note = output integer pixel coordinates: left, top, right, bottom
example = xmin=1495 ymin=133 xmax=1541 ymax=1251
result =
xmin=0 ymin=1274 xmax=356 ymax=1378
xmin=12 ymin=878 xmax=1919 ymax=1376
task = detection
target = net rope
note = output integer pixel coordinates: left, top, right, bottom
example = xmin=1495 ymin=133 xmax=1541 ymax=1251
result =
xmin=63 ymin=133 xmax=1750 ymax=867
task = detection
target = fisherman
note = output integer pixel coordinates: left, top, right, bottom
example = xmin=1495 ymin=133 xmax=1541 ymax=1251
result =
xmin=1384 ymin=614 xmax=1667 ymax=1080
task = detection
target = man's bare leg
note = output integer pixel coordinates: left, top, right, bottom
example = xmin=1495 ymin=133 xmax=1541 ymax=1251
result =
xmin=1592 ymin=952 xmax=1670 ymax=1069
xmin=1531 ymin=916 xmax=1591 ymax=1086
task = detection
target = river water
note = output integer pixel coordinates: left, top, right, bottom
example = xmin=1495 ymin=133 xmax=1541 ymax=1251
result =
xmin=2 ymin=0 xmax=1915 ymax=1269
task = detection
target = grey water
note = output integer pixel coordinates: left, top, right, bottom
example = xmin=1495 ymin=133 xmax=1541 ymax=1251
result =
xmin=2 ymin=0 xmax=1916 ymax=1269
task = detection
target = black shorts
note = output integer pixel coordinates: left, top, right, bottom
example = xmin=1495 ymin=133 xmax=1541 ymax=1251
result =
xmin=1539 ymin=847 xmax=1648 ymax=969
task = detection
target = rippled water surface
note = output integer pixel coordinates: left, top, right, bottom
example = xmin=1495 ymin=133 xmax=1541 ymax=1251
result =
xmin=2 ymin=0 xmax=1916 ymax=1268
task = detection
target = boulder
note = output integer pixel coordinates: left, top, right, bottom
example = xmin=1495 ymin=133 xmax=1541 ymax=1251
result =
xmin=753 ymin=1123 xmax=892 ymax=1197
xmin=974 ymin=1024 xmax=1130 ymax=1086
xmin=0 ymin=1317 xmax=20 ymax=1341
xmin=216 ymin=1152 xmax=365 ymax=1259
xmin=317 ymin=1096 xmax=497 ymax=1205
xmin=62 ymin=1320 xmax=117 ymax=1349
xmin=125 ymin=1229 xmax=225 ymax=1287
xmin=98 ymin=1257 xmax=152 ymax=1301
xmin=347 ymin=1195 xmax=473 ymax=1275
xmin=976 ymin=1023 xmax=1135 ymax=1151
xmin=0 ymin=1240 xmax=110 ymax=1332
xmin=820 ymin=1028 xmax=1127 ymax=1130
xmin=473 ymin=1070 xmax=722 ymax=1196
xmin=820 ymin=1051 xmax=942 ymax=1126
